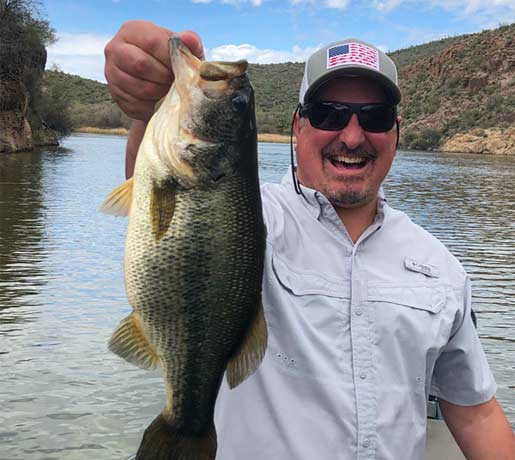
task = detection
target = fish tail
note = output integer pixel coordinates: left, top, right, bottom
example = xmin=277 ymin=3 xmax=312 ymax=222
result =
xmin=135 ymin=413 xmax=217 ymax=460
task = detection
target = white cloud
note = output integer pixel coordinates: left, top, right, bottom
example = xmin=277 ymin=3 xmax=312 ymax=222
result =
xmin=372 ymin=0 xmax=402 ymax=12
xmin=206 ymin=43 xmax=320 ymax=63
xmin=427 ymin=0 xmax=515 ymax=27
xmin=46 ymin=33 xmax=110 ymax=82
xmin=325 ymin=0 xmax=350 ymax=8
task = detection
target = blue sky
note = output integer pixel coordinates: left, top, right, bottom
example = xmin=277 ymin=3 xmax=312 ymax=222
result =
xmin=43 ymin=0 xmax=515 ymax=82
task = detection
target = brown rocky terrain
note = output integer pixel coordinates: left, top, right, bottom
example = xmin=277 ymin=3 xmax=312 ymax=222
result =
xmin=441 ymin=127 xmax=515 ymax=155
xmin=391 ymin=23 xmax=515 ymax=154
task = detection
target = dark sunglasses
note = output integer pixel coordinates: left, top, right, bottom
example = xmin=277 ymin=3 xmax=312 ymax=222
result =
xmin=299 ymin=101 xmax=397 ymax=133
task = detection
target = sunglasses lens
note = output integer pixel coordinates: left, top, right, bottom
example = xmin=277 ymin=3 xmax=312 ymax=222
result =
xmin=359 ymin=104 xmax=396 ymax=132
xmin=305 ymin=102 xmax=396 ymax=132
xmin=309 ymin=103 xmax=350 ymax=131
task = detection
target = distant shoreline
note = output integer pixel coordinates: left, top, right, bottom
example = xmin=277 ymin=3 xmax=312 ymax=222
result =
xmin=74 ymin=127 xmax=293 ymax=144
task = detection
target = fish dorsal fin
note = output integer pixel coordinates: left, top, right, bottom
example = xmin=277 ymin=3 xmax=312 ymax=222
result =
xmin=100 ymin=177 xmax=134 ymax=217
xmin=150 ymin=181 xmax=177 ymax=241
xmin=108 ymin=312 xmax=160 ymax=370
xmin=226 ymin=302 xmax=268 ymax=388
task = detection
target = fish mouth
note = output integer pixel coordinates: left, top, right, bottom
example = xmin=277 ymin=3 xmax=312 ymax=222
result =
xmin=169 ymin=35 xmax=248 ymax=97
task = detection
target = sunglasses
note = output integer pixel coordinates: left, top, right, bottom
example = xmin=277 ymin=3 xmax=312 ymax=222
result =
xmin=299 ymin=101 xmax=397 ymax=133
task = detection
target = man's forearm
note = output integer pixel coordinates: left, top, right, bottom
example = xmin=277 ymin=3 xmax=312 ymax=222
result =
xmin=126 ymin=119 xmax=147 ymax=178
xmin=440 ymin=397 xmax=515 ymax=459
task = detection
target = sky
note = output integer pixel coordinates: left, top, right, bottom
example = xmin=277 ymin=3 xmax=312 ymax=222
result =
xmin=42 ymin=0 xmax=515 ymax=82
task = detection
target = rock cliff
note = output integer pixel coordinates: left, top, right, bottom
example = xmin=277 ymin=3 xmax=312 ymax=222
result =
xmin=440 ymin=128 xmax=515 ymax=155
xmin=0 ymin=39 xmax=58 ymax=153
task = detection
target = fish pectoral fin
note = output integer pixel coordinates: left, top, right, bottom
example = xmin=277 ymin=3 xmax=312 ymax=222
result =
xmin=226 ymin=302 xmax=268 ymax=389
xmin=100 ymin=177 xmax=134 ymax=217
xmin=108 ymin=313 xmax=160 ymax=370
xmin=150 ymin=181 xmax=177 ymax=241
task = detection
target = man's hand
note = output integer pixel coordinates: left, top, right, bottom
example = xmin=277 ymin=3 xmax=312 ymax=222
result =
xmin=104 ymin=20 xmax=204 ymax=121
xmin=104 ymin=21 xmax=204 ymax=177
xmin=440 ymin=397 xmax=515 ymax=460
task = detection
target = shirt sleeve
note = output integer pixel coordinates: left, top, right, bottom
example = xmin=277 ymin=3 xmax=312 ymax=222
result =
xmin=430 ymin=276 xmax=497 ymax=406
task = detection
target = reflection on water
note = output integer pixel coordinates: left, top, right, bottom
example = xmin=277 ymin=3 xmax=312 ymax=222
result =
xmin=0 ymin=136 xmax=513 ymax=459
xmin=0 ymin=151 xmax=48 ymax=334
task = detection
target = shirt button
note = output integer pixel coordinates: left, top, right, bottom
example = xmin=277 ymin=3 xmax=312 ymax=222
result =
xmin=363 ymin=438 xmax=371 ymax=448
xmin=359 ymin=371 xmax=367 ymax=379
xmin=355 ymin=308 xmax=363 ymax=316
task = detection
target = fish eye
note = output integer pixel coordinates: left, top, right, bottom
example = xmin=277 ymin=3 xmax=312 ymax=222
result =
xmin=231 ymin=93 xmax=248 ymax=112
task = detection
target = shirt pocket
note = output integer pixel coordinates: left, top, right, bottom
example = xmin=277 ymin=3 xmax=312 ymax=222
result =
xmin=368 ymin=285 xmax=448 ymax=390
xmin=264 ymin=251 xmax=350 ymax=381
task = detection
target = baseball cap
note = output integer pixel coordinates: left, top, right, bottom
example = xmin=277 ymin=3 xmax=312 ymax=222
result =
xmin=299 ymin=38 xmax=401 ymax=105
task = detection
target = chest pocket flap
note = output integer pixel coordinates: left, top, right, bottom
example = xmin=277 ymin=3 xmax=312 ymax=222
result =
xmin=271 ymin=252 xmax=350 ymax=299
xmin=368 ymin=285 xmax=446 ymax=313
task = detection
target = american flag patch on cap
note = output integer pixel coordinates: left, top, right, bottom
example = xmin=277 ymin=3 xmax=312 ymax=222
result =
xmin=327 ymin=42 xmax=379 ymax=70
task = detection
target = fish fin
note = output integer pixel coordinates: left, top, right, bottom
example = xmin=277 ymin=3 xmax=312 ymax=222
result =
xmin=108 ymin=313 xmax=160 ymax=370
xmin=136 ymin=413 xmax=217 ymax=460
xmin=100 ymin=177 xmax=134 ymax=217
xmin=150 ymin=181 xmax=176 ymax=241
xmin=226 ymin=302 xmax=268 ymax=389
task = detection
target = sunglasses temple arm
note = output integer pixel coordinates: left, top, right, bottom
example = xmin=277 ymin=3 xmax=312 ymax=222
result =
xmin=396 ymin=119 xmax=400 ymax=149
xmin=291 ymin=104 xmax=306 ymax=197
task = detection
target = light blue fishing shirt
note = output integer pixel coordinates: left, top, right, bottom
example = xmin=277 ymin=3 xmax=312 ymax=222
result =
xmin=214 ymin=170 xmax=496 ymax=460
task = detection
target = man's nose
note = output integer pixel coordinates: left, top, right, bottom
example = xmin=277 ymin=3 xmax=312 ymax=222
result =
xmin=337 ymin=114 xmax=365 ymax=149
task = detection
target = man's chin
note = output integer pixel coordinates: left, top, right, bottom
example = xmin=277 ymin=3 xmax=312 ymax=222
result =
xmin=325 ymin=189 xmax=372 ymax=208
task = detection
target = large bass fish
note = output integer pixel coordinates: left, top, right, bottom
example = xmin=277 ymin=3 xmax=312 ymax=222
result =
xmin=101 ymin=36 xmax=267 ymax=460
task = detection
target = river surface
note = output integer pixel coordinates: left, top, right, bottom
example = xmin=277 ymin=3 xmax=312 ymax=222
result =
xmin=0 ymin=134 xmax=514 ymax=459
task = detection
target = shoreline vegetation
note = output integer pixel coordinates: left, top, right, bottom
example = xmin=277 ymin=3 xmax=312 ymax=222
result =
xmin=73 ymin=127 xmax=515 ymax=155
xmin=74 ymin=127 xmax=294 ymax=144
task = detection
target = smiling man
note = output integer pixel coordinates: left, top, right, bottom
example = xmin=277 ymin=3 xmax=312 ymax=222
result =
xmin=104 ymin=21 xmax=515 ymax=460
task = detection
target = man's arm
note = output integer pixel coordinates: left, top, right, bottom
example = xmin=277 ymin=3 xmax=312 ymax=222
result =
xmin=125 ymin=119 xmax=147 ymax=178
xmin=440 ymin=396 xmax=515 ymax=460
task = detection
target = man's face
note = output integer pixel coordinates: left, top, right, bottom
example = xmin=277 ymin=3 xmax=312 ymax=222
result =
xmin=294 ymin=76 xmax=399 ymax=210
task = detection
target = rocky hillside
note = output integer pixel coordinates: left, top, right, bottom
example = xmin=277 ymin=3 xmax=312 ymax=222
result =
xmin=391 ymin=23 xmax=515 ymax=153
xmin=42 ymin=22 xmax=515 ymax=155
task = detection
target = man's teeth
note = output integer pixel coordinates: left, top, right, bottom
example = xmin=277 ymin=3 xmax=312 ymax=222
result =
xmin=334 ymin=156 xmax=366 ymax=164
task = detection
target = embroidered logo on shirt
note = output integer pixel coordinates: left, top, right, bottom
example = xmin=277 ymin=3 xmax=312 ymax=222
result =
xmin=404 ymin=258 xmax=440 ymax=278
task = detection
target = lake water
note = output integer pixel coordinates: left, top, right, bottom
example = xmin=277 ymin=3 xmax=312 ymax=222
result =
xmin=1 ymin=134 xmax=514 ymax=459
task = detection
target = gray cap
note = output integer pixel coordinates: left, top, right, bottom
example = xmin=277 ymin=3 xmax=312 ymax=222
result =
xmin=299 ymin=38 xmax=401 ymax=105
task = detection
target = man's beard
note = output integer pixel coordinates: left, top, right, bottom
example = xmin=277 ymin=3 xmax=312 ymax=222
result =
xmin=321 ymin=142 xmax=377 ymax=208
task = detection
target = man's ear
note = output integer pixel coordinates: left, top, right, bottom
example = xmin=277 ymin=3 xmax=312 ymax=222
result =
xmin=396 ymin=115 xmax=402 ymax=127
xmin=293 ymin=111 xmax=303 ymax=138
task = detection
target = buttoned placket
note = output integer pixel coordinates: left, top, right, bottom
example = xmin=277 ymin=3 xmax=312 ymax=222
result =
xmin=312 ymin=191 xmax=385 ymax=460
xmin=350 ymin=223 xmax=383 ymax=460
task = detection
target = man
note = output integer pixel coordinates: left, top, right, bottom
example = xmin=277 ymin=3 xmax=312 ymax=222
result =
xmin=104 ymin=21 xmax=515 ymax=460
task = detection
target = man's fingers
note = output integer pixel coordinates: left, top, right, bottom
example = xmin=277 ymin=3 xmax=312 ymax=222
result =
xmin=108 ymin=80 xmax=157 ymax=121
xmin=116 ymin=20 xmax=174 ymax=70
xmin=105 ymin=41 xmax=173 ymax=86
xmin=104 ymin=21 xmax=206 ymax=121
xmin=179 ymin=30 xmax=205 ymax=60
xmin=106 ymin=51 xmax=172 ymax=100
